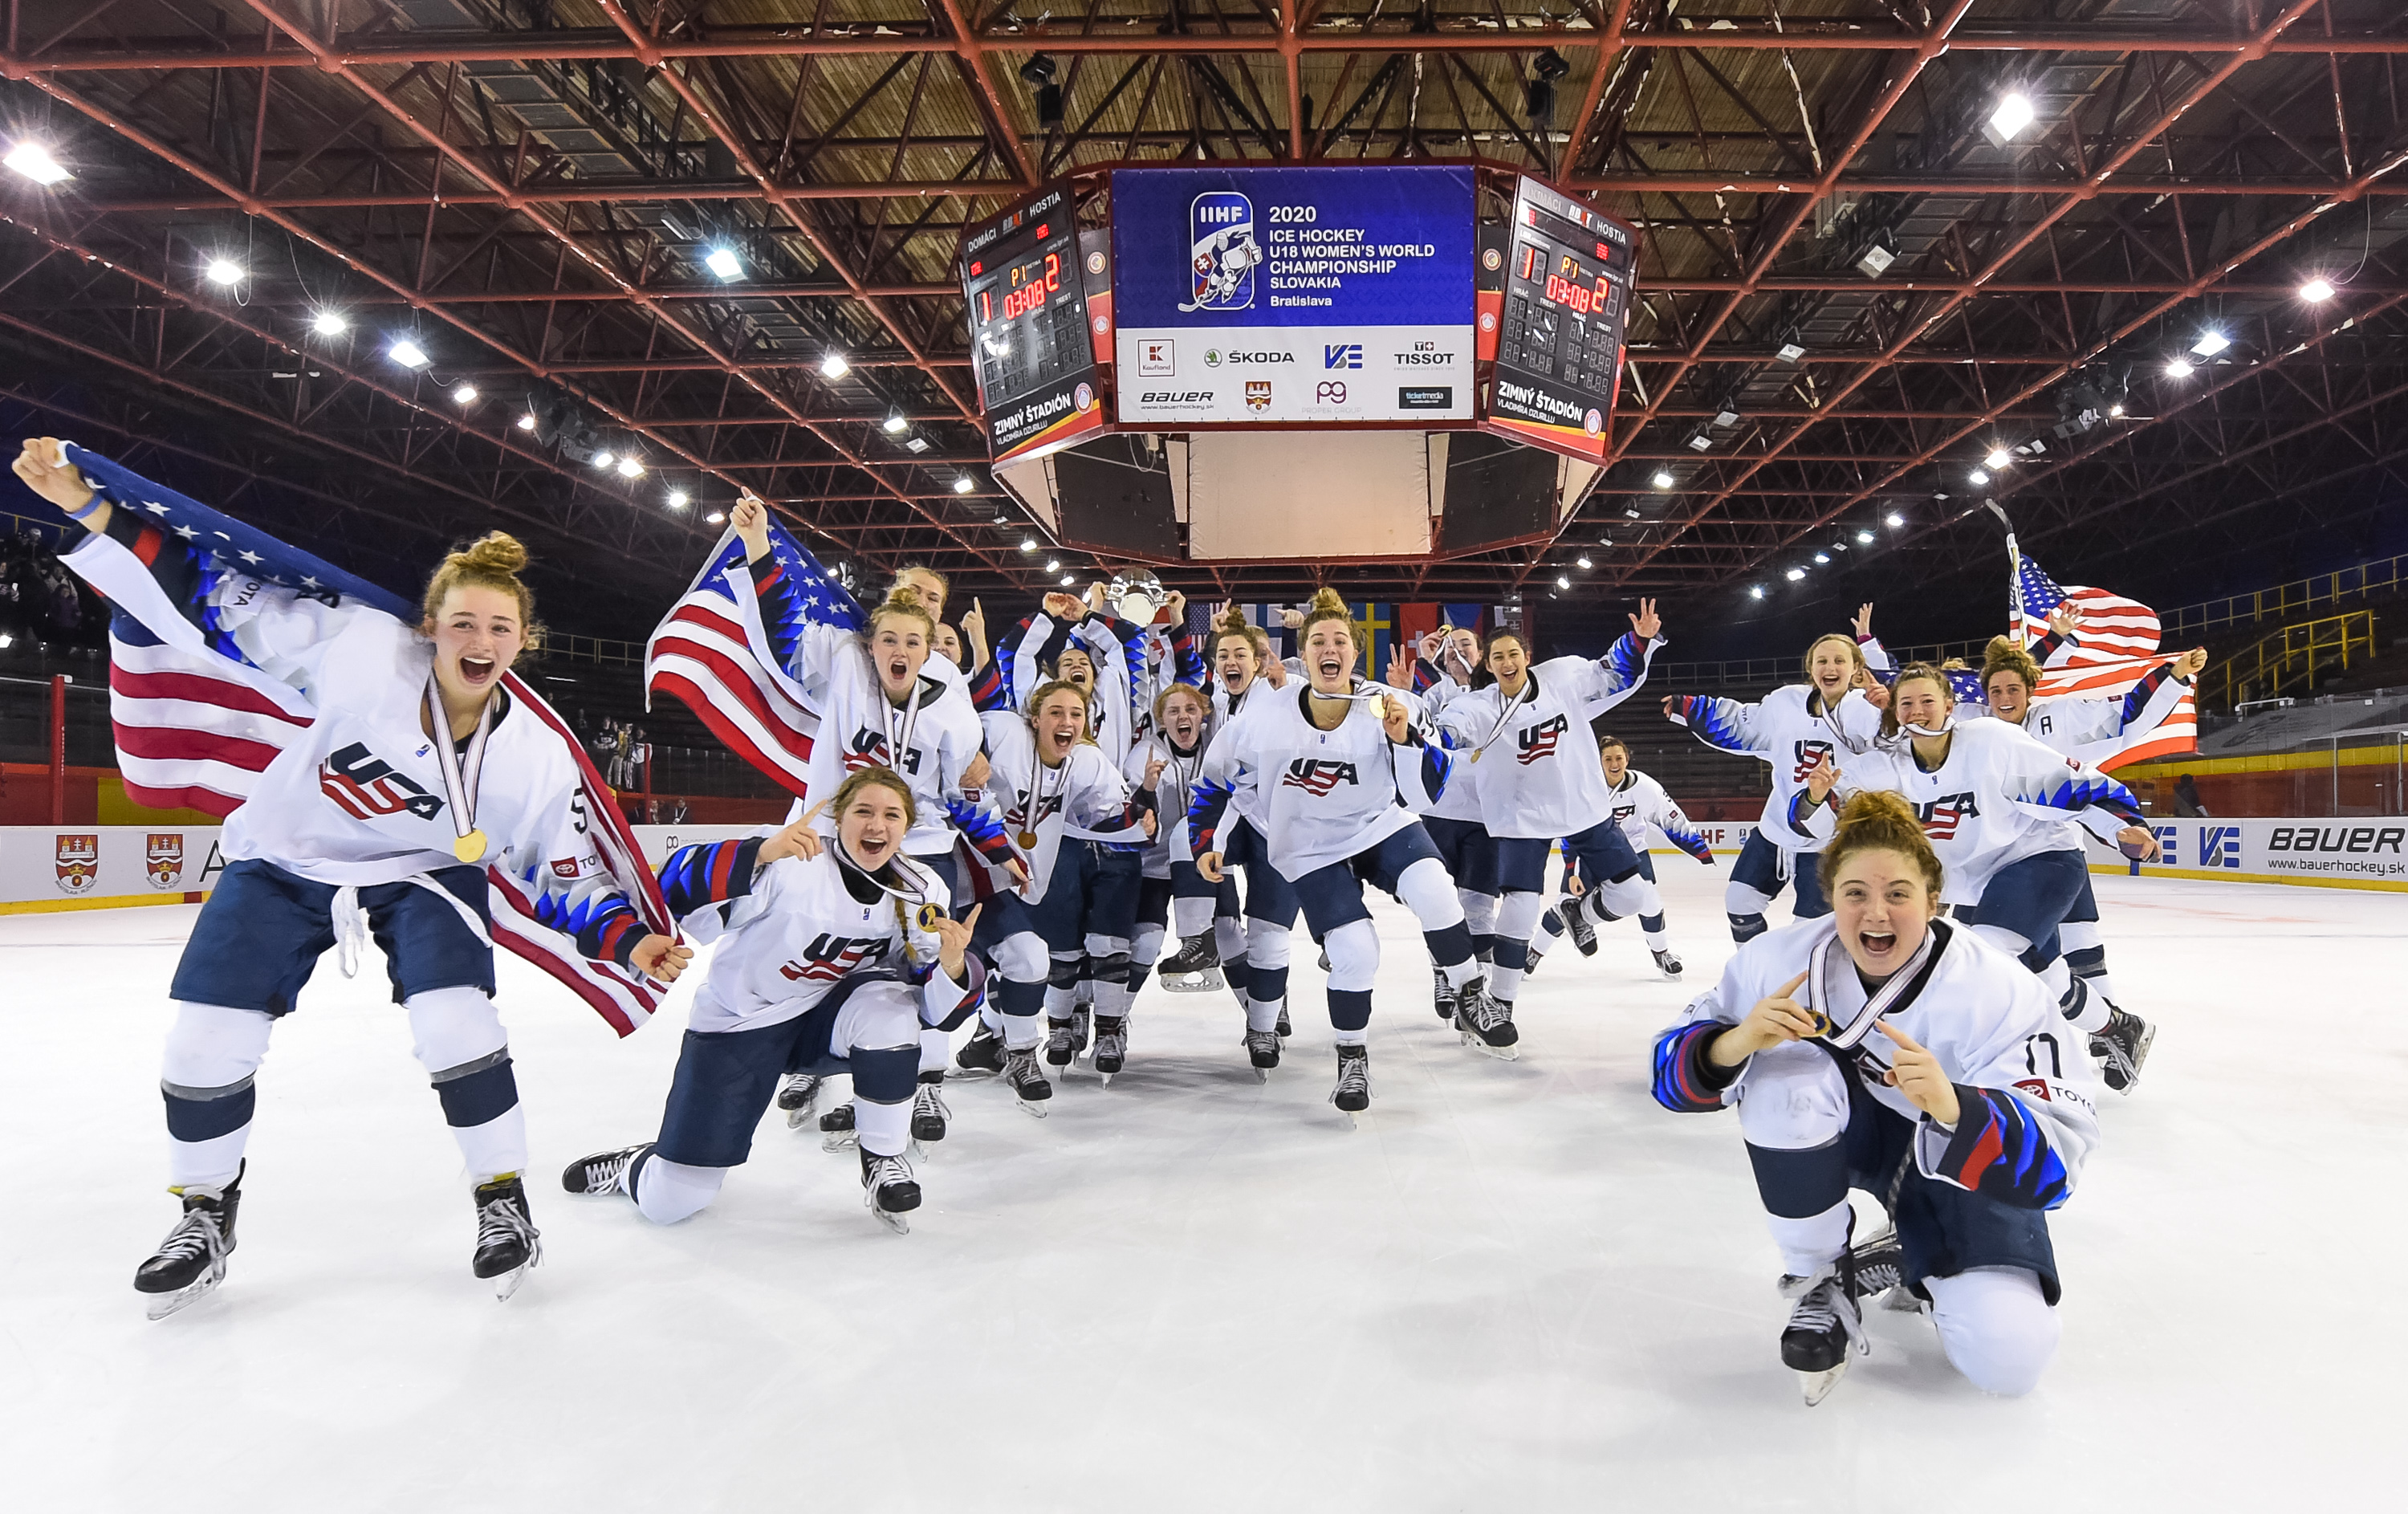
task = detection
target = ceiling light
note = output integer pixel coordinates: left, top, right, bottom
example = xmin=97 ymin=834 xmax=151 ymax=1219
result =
xmin=592 ymin=450 xmax=616 ymax=469
xmin=1969 ymin=469 xmax=1991 ymax=486
xmin=1854 ymin=242 xmax=1895 ymax=279
xmin=1987 ymin=92 xmax=2036 ymax=143
xmin=2190 ymin=330 xmax=2230 ymax=358
xmin=516 ymin=412 xmax=538 ymax=431
xmin=667 ymin=489 xmax=689 ymax=508
xmin=1786 ymin=568 xmax=1806 ymax=582
xmin=2300 ymin=277 xmax=2336 ymax=303
xmin=1813 ymin=553 xmax=1830 ymax=564
xmin=2165 ymin=358 xmax=2194 ymax=377
xmin=204 ymin=258 xmax=243 ymax=287
xmin=1749 ymin=585 xmax=1765 ymax=600
xmin=819 ymin=352 xmax=851 ymax=380
xmin=883 ymin=412 xmax=909 ymax=433
xmin=1775 ymin=342 xmax=1806 ymax=364
xmin=2107 ymin=402 xmax=2125 ymax=417
xmin=1625 ymin=505 xmax=1643 ymax=519
xmin=952 ymin=476 xmax=975 ymax=494
xmin=1712 ymin=407 xmax=1741 ymax=428
xmin=1885 ymin=512 xmax=1904 ymax=527
xmin=1556 ymin=575 xmax=1572 ymax=590
xmin=703 ymin=246 xmax=742 ymax=279
xmin=1045 ymin=558 xmax=1061 ymax=572
xmin=1830 ymin=541 xmax=1849 ymax=553
xmin=1684 ymin=433 xmax=1712 ymax=452
xmin=993 ymin=511 xmax=1012 ymax=526
xmin=4 ymin=141 xmax=71 ymax=185
xmin=1650 ymin=469 xmax=1675 ymax=489
xmin=905 ymin=437 xmax=929 ymax=453
xmin=1060 ymin=575 xmax=1076 ymax=587
xmin=1575 ymin=556 xmax=1592 ymax=570
xmin=451 ymin=384 xmax=478 ymax=405
xmin=312 ymin=311 xmax=348 ymax=336
xmin=706 ymin=510 xmax=726 ymax=524
xmin=0 ymin=630 xmax=12 ymax=647
xmin=388 ymin=338 xmax=429 ymax=368
xmin=617 ymin=456 xmax=645 ymax=478
xmin=1856 ymin=529 xmax=1874 ymax=543
xmin=1983 ymin=447 xmax=2011 ymax=470
xmin=1020 ymin=538 xmax=1039 ymax=553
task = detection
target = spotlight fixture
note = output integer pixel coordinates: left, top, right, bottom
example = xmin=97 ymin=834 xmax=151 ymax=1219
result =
xmin=1684 ymin=431 xmax=1713 ymax=452
xmin=1625 ymin=505 xmax=1643 ymax=519
xmin=1854 ymin=238 xmax=1896 ymax=279
xmin=2165 ymin=358 xmax=2194 ymax=377
xmin=819 ymin=351 xmax=851 ymax=380
xmin=3 ymin=141 xmax=71 ymax=185
xmin=882 ymin=412 xmax=909 ymax=434
xmin=1984 ymin=447 xmax=2011 ymax=470
xmin=667 ymin=489 xmax=689 ymax=508
xmin=1831 ymin=541 xmax=1849 ymax=553
xmin=1985 ymin=92 xmax=2036 ymax=145
xmin=703 ymin=245 xmax=742 ymax=280
xmin=1650 ymin=469 xmax=1675 ymax=490
xmin=1556 ymin=575 xmax=1572 ymax=590
xmin=2190 ymin=330 xmax=2231 ymax=358
xmin=992 ymin=511 xmax=1012 ymax=526
xmin=1020 ymin=539 xmax=1039 ymax=553
xmin=2300 ymin=277 xmax=2336 ymax=303
xmin=1786 ymin=568 xmax=1806 ymax=582
xmin=1749 ymin=586 xmax=1766 ymax=600
xmin=0 ymin=630 xmax=12 ymax=646
xmin=2107 ymin=402 xmax=2125 ymax=417
xmin=1712 ymin=407 xmax=1742 ymax=429
xmin=952 ymin=476 xmax=975 ymax=494
xmin=312 ymin=311 xmax=349 ymax=336
xmin=1527 ymin=48 xmax=1570 ymax=126
xmin=617 ymin=456 xmax=645 ymax=478
xmin=905 ymin=437 xmax=929 ymax=453
xmin=1856 ymin=530 xmax=1875 ymax=544
xmin=388 ymin=338 xmax=429 ymax=368
xmin=1045 ymin=558 xmax=1061 ymax=572
xmin=1885 ymin=511 xmax=1904 ymax=527
xmin=517 ymin=412 xmax=538 ymax=431
xmin=1969 ymin=470 xmax=1991 ymax=486
xmin=1575 ymin=556 xmax=1592 ymax=570
xmin=592 ymin=450 xmax=616 ymax=470
xmin=706 ymin=510 xmax=726 ymax=524
xmin=451 ymin=384 xmax=478 ymax=405
xmin=1813 ymin=552 xmax=1830 ymax=564
xmin=204 ymin=258 xmax=244 ymax=287
xmin=1775 ymin=341 xmax=1806 ymax=364
xmin=1060 ymin=575 xmax=1076 ymax=587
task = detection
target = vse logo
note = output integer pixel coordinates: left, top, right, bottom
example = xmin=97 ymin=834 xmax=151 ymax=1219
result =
xmin=2201 ymin=825 xmax=2240 ymax=869
xmin=1324 ymin=344 xmax=1362 ymax=369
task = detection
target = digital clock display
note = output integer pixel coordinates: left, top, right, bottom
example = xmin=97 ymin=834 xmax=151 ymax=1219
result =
xmin=1484 ymin=175 xmax=1637 ymax=463
xmin=961 ymin=187 xmax=1104 ymax=461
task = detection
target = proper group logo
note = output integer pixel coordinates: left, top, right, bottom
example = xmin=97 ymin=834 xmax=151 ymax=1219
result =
xmin=1280 ymin=759 xmax=1361 ymax=796
xmin=144 ymin=832 xmax=185 ymax=889
xmin=1314 ymin=381 xmax=1349 ymax=405
xmin=55 ymin=833 xmax=100 ymax=894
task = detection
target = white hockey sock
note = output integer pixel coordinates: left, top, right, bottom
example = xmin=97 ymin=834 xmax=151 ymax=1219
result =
xmin=1172 ymin=893 xmax=1218 ymax=939
xmin=161 ymin=1000 xmax=273 ymax=1190
xmin=449 ymin=1105 xmax=529 ymax=1187
xmin=633 ymin=1154 xmax=726 ymax=1225
xmin=853 ymin=1096 xmax=911 ymax=1158
xmin=918 ymin=1026 xmax=950 ymax=1075
xmin=1491 ymin=890 xmax=1546 ymax=1004
xmin=1584 ymin=873 xmax=1649 ymax=922
xmin=1766 ymin=1198 xmax=1853 ymax=1279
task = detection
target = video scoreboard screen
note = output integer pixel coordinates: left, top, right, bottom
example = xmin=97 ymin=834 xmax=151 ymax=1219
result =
xmin=962 ymin=186 xmax=1104 ymax=462
xmin=1484 ymin=176 xmax=1635 ymax=462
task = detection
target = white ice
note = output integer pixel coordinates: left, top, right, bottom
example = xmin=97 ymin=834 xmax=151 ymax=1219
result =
xmin=1 ymin=867 xmax=2401 ymax=1512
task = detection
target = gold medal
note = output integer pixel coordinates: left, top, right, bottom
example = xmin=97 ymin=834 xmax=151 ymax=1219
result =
xmin=453 ymin=828 xmax=487 ymax=864
xmin=916 ymin=901 xmax=942 ymax=931
xmin=1467 ymin=749 xmax=1482 ymax=763
xmin=1016 ymin=829 xmax=1039 ymax=851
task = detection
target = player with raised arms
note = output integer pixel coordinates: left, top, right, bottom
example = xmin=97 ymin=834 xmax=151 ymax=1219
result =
xmin=1120 ymin=682 xmax=1220 ymax=1056
xmin=563 ymin=767 xmax=983 ymax=1235
xmin=12 ymin=438 xmax=690 ymax=1317
xmin=1396 ymin=623 xmax=1499 ymax=1024
xmin=1650 ymin=790 xmax=2102 ymax=1403
xmin=1190 ymin=589 xmax=1495 ymax=1114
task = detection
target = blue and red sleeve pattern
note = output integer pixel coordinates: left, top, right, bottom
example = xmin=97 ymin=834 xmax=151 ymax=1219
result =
xmin=744 ymin=556 xmax=807 ymax=677
xmin=1407 ymin=726 xmax=1451 ymax=802
xmin=659 ymin=836 xmax=767 ymax=918
xmin=1186 ymin=778 xmax=1235 ymax=857
xmin=2119 ymin=662 xmax=2178 ymax=727
xmin=1933 ymin=1086 xmax=2072 ymax=1209
xmin=1601 ymin=630 xmax=1646 ymax=687
xmin=944 ymin=797 xmax=1016 ymax=871
xmin=1650 ymin=1023 xmax=1738 ymax=1113
xmin=1411 ymin=657 xmax=1443 ymax=695
xmin=1665 ymin=820 xmax=1715 ymax=863
xmin=2024 ymin=766 xmax=2145 ymax=828
xmin=532 ymin=889 xmax=647 ymax=968
xmin=1666 ymin=694 xmax=1755 ymax=756
xmin=968 ymin=657 xmax=1008 ymax=713
xmin=1171 ymin=620 xmax=1206 ymax=687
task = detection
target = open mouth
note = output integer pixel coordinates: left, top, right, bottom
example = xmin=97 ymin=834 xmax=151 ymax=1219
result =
xmin=855 ymin=835 xmax=893 ymax=865
xmin=885 ymin=657 xmax=911 ymax=684
xmin=1047 ymin=729 xmax=1075 ymax=752
xmin=458 ymin=655 xmax=496 ymax=686
xmin=1316 ymin=657 xmax=1344 ymax=680
xmin=1857 ymin=928 xmax=1898 ymax=961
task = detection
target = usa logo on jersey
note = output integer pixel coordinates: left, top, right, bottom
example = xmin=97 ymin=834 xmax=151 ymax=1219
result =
xmin=319 ymin=742 xmax=444 ymax=822
xmin=778 ymin=933 xmax=894 ymax=983
xmin=1516 ymin=714 xmax=1569 ymax=765
xmin=1914 ymin=792 xmax=1981 ymax=840
xmin=843 ymin=726 xmax=923 ymax=775
xmin=1790 ymin=739 xmax=1837 ymax=784
xmin=1006 ymin=792 xmax=1066 ymax=830
xmin=1281 ymin=759 xmax=1361 ymax=796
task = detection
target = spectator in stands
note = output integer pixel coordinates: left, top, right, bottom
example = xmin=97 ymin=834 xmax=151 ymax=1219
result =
xmin=2173 ymin=773 xmax=2209 ymax=817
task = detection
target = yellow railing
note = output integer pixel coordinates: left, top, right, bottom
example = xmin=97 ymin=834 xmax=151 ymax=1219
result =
xmin=2209 ymin=611 xmax=2378 ymax=710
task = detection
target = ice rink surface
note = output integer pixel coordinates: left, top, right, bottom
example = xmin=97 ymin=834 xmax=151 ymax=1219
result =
xmin=2 ymin=865 xmax=2401 ymax=1512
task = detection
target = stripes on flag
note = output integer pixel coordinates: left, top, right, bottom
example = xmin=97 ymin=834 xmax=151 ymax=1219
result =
xmin=2012 ymin=549 xmax=2195 ymax=771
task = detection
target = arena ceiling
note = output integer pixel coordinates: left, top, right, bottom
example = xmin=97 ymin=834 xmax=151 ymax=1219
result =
xmin=2 ymin=0 xmax=2406 ymax=628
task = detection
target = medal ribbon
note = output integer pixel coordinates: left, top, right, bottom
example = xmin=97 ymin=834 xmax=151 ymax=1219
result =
xmin=424 ymin=674 xmax=495 ymax=863
xmin=1799 ymin=926 xmax=1938 ymax=1049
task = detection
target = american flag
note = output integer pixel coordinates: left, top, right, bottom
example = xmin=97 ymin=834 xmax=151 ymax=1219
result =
xmin=59 ymin=444 xmax=675 ymax=1036
xmin=2010 ymin=543 xmax=2196 ymax=771
xmin=643 ymin=515 xmax=863 ymax=799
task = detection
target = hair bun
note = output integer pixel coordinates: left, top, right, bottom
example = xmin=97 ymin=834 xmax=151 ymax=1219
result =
xmin=1305 ymin=586 xmax=1348 ymax=617
xmin=1213 ymin=604 xmax=1251 ymax=635
xmin=458 ymin=531 xmax=528 ymax=576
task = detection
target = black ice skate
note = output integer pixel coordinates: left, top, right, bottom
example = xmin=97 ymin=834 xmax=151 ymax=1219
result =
xmin=818 ymin=1101 xmax=860 ymax=1153
xmin=1244 ymin=1028 xmax=1283 ymax=1080
xmin=859 ymin=1146 xmax=922 ymax=1235
xmin=1779 ymin=1245 xmax=1869 ymax=1406
xmin=1454 ymin=979 xmax=1521 ymax=1060
xmin=1003 ymin=1047 xmax=1053 ymax=1116
xmin=1330 ymin=1044 xmax=1372 ymax=1124
xmin=1651 ymin=946 xmax=1684 ymax=980
xmin=2092 ymin=1007 xmax=2156 ymax=1093
xmin=471 ymin=1174 xmax=543 ymax=1301
xmin=1092 ymin=1015 xmax=1129 ymax=1085
xmin=1432 ymin=967 xmax=1458 ymax=1022
xmin=910 ymin=1072 xmax=950 ymax=1144
xmin=134 ymin=1163 xmax=242 ymax=1321
xmin=954 ymin=1023 xmax=1007 ymax=1077
xmin=1157 ymin=931 xmax=1225 ymax=994
xmin=1275 ymin=1002 xmax=1292 ymax=1038
xmin=561 ymin=1143 xmax=648 ymax=1198
xmin=1072 ymin=1003 xmax=1092 ymax=1057
xmin=1564 ymin=897 xmax=1601 ymax=957
xmin=1043 ymin=1015 xmax=1079 ymax=1071
xmin=777 ymin=1072 xmax=824 ymax=1128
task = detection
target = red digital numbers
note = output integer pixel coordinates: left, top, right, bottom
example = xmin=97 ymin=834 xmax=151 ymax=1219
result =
xmin=1543 ymin=271 xmax=1599 ymax=315
xmin=995 ymin=250 xmax=1064 ymax=324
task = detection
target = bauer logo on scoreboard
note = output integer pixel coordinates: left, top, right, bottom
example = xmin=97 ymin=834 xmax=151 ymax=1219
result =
xmin=1185 ymin=191 xmax=1262 ymax=313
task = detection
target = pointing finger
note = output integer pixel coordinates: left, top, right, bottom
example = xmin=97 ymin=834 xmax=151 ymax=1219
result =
xmin=1776 ymin=969 xmax=1809 ymax=998
xmin=1873 ymin=1020 xmax=1926 ymax=1053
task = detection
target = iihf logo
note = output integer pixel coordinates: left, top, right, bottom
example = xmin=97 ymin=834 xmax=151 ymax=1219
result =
xmin=1183 ymin=190 xmax=1261 ymax=313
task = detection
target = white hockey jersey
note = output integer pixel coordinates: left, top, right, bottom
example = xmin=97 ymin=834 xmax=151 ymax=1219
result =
xmin=1652 ymin=916 xmax=2100 ymax=1209
xmin=1994 ymin=671 xmax=2190 ymax=768
xmin=978 ymin=716 xmax=1145 ymax=903
xmin=1671 ymin=683 xmax=1887 ymax=853
xmin=1125 ymin=732 xmax=1210 ymax=881
xmin=1430 ymin=636 xmax=1662 ymax=839
xmin=1189 ymin=682 xmax=1446 ymax=879
xmin=661 ymin=840 xmax=981 ymax=1036
xmin=1605 ymin=768 xmax=1715 ymax=862
xmin=1409 ymin=665 xmax=1485 ymax=824
xmin=1799 ymin=719 xmax=2144 ymax=904
xmin=785 ymin=621 xmax=984 ymax=856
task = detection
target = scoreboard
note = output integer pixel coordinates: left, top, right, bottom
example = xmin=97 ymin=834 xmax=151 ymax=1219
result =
xmin=962 ymin=185 xmax=1104 ymax=462
xmin=1483 ymin=175 xmax=1636 ymax=462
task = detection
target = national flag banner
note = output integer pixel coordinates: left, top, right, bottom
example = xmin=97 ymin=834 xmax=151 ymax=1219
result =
xmin=1395 ymin=602 xmax=1442 ymax=658
xmin=57 ymin=443 xmax=673 ymax=1035
xmin=2008 ymin=540 xmax=2196 ymax=771
xmin=644 ymin=519 xmax=864 ymax=799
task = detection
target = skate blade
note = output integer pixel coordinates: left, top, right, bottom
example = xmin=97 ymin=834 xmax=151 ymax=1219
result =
xmin=1015 ymin=1097 xmax=1051 ymax=1119
xmin=820 ymin=1130 xmax=860 ymax=1154
xmin=1251 ymin=1064 xmax=1272 ymax=1082
xmin=1161 ymin=970 xmax=1225 ymax=994
xmin=491 ymin=1259 xmax=537 ymax=1303
xmin=1098 ymin=1071 xmax=1117 ymax=1088
xmin=1798 ymin=1361 xmax=1848 ymax=1406
xmin=787 ymin=1105 xmax=816 ymax=1129
xmin=1469 ymin=1040 xmax=1520 ymax=1062
xmin=905 ymin=1138 xmax=928 ymax=1164
xmin=2113 ymin=1024 xmax=2158 ymax=1094
xmin=142 ymin=1271 xmax=224 ymax=1321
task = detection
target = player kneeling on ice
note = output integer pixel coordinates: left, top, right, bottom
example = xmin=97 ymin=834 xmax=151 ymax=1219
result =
xmin=565 ymin=768 xmax=984 ymax=1235
xmin=1649 ymin=791 xmax=2100 ymax=1405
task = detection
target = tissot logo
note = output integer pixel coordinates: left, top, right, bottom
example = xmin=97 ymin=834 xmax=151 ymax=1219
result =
xmin=1280 ymin=759 xmax=1361 ymax=796
xmin=1393 ymin=350 xmax=1454 ymax=365
xmin=1324 ymin=344 xmax=1362 ymax=369
xmin=1140 ymin=391 xmax=1214 ymax=405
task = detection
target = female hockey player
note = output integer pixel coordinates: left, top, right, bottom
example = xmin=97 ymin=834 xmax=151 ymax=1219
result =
xmin=1191 ymin=589 xmax=1493 ymax=1111
xmin=11 ymin=438 xmax=689 ymax=1317
xmin=1123 ymin=682 xmax=1219 ymax=1037
xmin=1793 ymin=665 xmax=2162 ymax=1091
xmin=1535 ymin=735 xmax=1718 ymax=980
xmin=1662 ymin=611 xmax=1889 ymax=942
xmin=1402 ymin=624 xmax=1497 ymax=1024
xmin=722 ymin=499 xmax=1007 ymax=1150
xmin=1427 ymin=605 xmax=1664 ymax=1042
xmin=1650 ymin=790 xmax=2102 ymax=1403
xmin=562 ymin=768 xmax=983 ymax=1235
xmin=955 ymin=679 xmax=1156 ymax=1109
xmin=1978 ymin=637 xmax=2203 ymax=1091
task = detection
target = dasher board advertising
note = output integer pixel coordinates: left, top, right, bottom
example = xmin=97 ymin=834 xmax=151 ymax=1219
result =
xmin=1110 ymin=166 xmax=1475 ymax=425
xmin=962 ymin=185 xmax=1105 ymax=462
